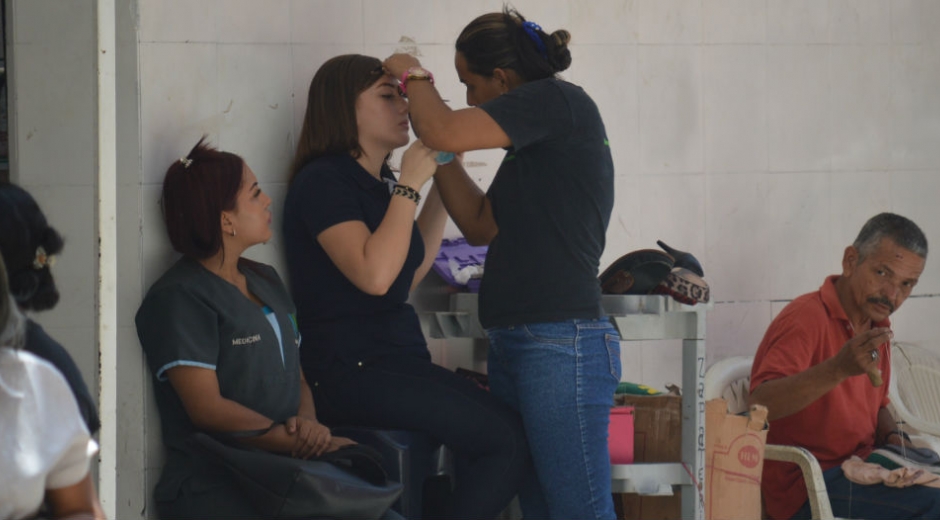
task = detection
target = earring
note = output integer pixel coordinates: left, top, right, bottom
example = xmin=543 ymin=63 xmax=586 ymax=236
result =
xmin=232 ymin=229 xmax=237 ymax=237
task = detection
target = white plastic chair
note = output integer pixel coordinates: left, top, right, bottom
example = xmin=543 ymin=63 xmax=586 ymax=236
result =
xmin=889 ymin=342 xmax=940 ymax=454
xmin=704 ymin=356 xmax=836 ymax=520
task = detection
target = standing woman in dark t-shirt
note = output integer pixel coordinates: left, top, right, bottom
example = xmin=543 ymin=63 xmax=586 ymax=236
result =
xmin=136 ymin=139 xmax=355 ymax=519
xmin=283 ymin=54 xmax=529 ymax=519
xmin=385 ymin=8 xmax=620 ymax=520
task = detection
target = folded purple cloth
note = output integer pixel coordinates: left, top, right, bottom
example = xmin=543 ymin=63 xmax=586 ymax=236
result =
xmin=432 ymin=238 xmax=487 ymax=293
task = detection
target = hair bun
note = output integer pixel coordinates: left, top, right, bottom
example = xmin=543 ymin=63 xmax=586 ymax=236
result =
xmin=547 ymin=29 xmax=572 ymax=72
xmin=38 ymin=226 xmax=64 ymax=257
xmin=9 ymin=269 xmax=41 ymax=308
xmin=550 ymin=29 xmax=571 ymax=48
xmin=26 ymin=268 xmax=60 ymax=311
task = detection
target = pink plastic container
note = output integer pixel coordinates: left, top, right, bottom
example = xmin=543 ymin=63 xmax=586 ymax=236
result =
xmin=608 ymin=406 xmax=635 ymax=464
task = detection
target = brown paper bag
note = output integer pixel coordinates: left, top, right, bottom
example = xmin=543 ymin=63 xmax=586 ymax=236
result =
xmin=705 ymin=399 xmax=768 ymax=520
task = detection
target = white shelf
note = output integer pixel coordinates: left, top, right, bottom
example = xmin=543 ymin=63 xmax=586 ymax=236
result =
xmin=610 ymin=462 xmax=692 ymax=495
xmin=415 ymin=291 xmax=708 ymax=520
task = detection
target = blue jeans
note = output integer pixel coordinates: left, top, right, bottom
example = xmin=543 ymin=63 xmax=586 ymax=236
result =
xmin=486 ymin=318 xmax=622 ymax=520
xmin=791 ymin=465 xmax=940 ymax=519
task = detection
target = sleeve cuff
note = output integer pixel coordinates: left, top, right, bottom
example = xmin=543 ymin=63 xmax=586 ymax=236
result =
xmin=156 ymin=360 xmax=217 ymax=381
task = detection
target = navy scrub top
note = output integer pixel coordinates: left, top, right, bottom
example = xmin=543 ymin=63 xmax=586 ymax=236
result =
xmin=283 ymin=154 xmax=430 ymax=375
xmin=135 ymin=257 xmax=302 ymax=501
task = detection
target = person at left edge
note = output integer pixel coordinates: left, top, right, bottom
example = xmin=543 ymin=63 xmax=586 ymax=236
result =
xmin=135 ymin=138 xmax=354 ymax=520
xmin=0 ymin=247 xmax=103 ymax=520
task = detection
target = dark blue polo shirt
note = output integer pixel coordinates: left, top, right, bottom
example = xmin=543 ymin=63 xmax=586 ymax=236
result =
xmin=283 ymin=154 xmax=429 ymax=375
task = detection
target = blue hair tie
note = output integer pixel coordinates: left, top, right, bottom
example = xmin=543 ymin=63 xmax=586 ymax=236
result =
xmin=522 ymin=21 xmax=548 ymax=59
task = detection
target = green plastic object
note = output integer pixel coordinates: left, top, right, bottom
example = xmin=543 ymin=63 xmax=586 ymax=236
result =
xmin=615 ymin=382 xmax=662 ymax=395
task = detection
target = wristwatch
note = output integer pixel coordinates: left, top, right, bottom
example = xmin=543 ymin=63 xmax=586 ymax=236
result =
xmin=399 ymin=66 xmax=434 ymax=96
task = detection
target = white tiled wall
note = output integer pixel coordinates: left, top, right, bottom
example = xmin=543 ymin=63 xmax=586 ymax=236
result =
xmin=767 ymin=46 xmax=830 ymax=172
xmin=8 ymin=0 xmax=940 ymax=517
xmin=8 ymin=0 xmax=99 ymax=446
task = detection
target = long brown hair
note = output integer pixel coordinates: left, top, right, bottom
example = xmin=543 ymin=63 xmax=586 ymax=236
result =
xmin=291 ymin=54 xmax=385 ymax=183
xmin=456 ymin=7 xmax=572 ymax=82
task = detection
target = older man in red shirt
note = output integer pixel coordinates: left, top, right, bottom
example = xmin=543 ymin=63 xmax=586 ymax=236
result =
xmin=750 ymin=213 xmax=940 ymax=520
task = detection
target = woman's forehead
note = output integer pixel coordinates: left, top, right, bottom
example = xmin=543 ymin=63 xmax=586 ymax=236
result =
xmin=373 ymin=73 xmax=399 ymax=87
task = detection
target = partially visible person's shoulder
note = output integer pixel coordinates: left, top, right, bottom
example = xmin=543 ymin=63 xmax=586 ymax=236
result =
xmin=24 ymin=320 xmax=82 ymax=388
xmin=293 ymin=155 xmax=353 ymax=186
xmin=553 ymin=78 xmax=584 ymax=92
xmin=23 ymin=320 xmax=101 ymax=434
xmin=548 ymin=78 xmax=602 ymax=119
xmin=25 ymin=319 xmax=56 ymax=350
xmin=139 ymin=257 xmax=212 ymax=310
xmin=0 ymin=348 xmax=73 ymax=401
xmin=550 ymin=78 xmax=593 ymax=99
xmin=146 ymin=257 xmax=202 ymax=290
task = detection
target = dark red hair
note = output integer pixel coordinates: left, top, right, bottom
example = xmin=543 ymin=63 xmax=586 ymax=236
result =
xmin=161 ymin=137 xmax=245 ymax=259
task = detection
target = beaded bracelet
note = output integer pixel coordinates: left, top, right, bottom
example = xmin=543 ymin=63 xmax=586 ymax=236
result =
xmin=392 ymin=184 xmax=421 ymax=204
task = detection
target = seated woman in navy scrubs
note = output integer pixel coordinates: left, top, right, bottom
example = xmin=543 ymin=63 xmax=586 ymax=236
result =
xmin=282 ymin=54 xmax=530 ymax=520
xmin=136 ymin=139 xmax=353 ymax=519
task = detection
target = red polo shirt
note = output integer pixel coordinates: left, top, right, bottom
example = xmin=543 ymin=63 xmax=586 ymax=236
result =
xmin=750 ymin=275 xmax=891 ymax=520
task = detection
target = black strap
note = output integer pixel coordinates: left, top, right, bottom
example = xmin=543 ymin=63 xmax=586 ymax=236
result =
xmin=316 ymin=443 xmax=388 ymax=485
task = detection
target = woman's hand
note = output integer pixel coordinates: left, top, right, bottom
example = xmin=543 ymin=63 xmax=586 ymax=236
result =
xmin=384 ymin=53 xmax=423 ymax=80
xmin=398 ymin=139 xmax=438 ymax=190
xmin=286 ymin=415 xmax=332 ymax=459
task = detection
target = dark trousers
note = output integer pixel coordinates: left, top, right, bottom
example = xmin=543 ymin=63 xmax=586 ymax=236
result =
xmin=792 ymin=465 xmax=940 ymax=519
xmin=309 ymin=355 xmax=530 ymax=520
xmin=156 ymin=479 xmax=260 ymax=519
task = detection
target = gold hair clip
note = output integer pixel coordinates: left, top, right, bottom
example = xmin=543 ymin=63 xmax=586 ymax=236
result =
xmin=32 ymin=246 xmax=56 ymax=270
xmin=180 ymin=157 xmax=193 ymax=168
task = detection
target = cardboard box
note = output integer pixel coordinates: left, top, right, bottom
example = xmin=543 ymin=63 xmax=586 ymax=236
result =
xmin=705 ymin=399 xmax=768 ymax=520
xmin=612 ymin=394 xmax=683 ymax=520
xmin=614 ymin=490 xmax=682 ymax=520
xmin=614 ymin=394 xmax=682 ymax=463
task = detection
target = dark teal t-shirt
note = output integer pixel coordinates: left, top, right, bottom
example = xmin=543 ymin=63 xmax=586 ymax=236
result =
xmin=478 ymin=77 xmax=614 ymax=328
xmin=135 ymin=257 xmax=301 ymax=500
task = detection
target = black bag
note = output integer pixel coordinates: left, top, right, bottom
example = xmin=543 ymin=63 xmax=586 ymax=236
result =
xmin=191 ymin=432 xmax=403 ymax=519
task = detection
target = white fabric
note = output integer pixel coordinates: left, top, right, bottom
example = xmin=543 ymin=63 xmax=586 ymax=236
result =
xmin=0 ymin=348 xmax=98 ymax=520
xmin=703 ymin=355 xmax=753 ymax=414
